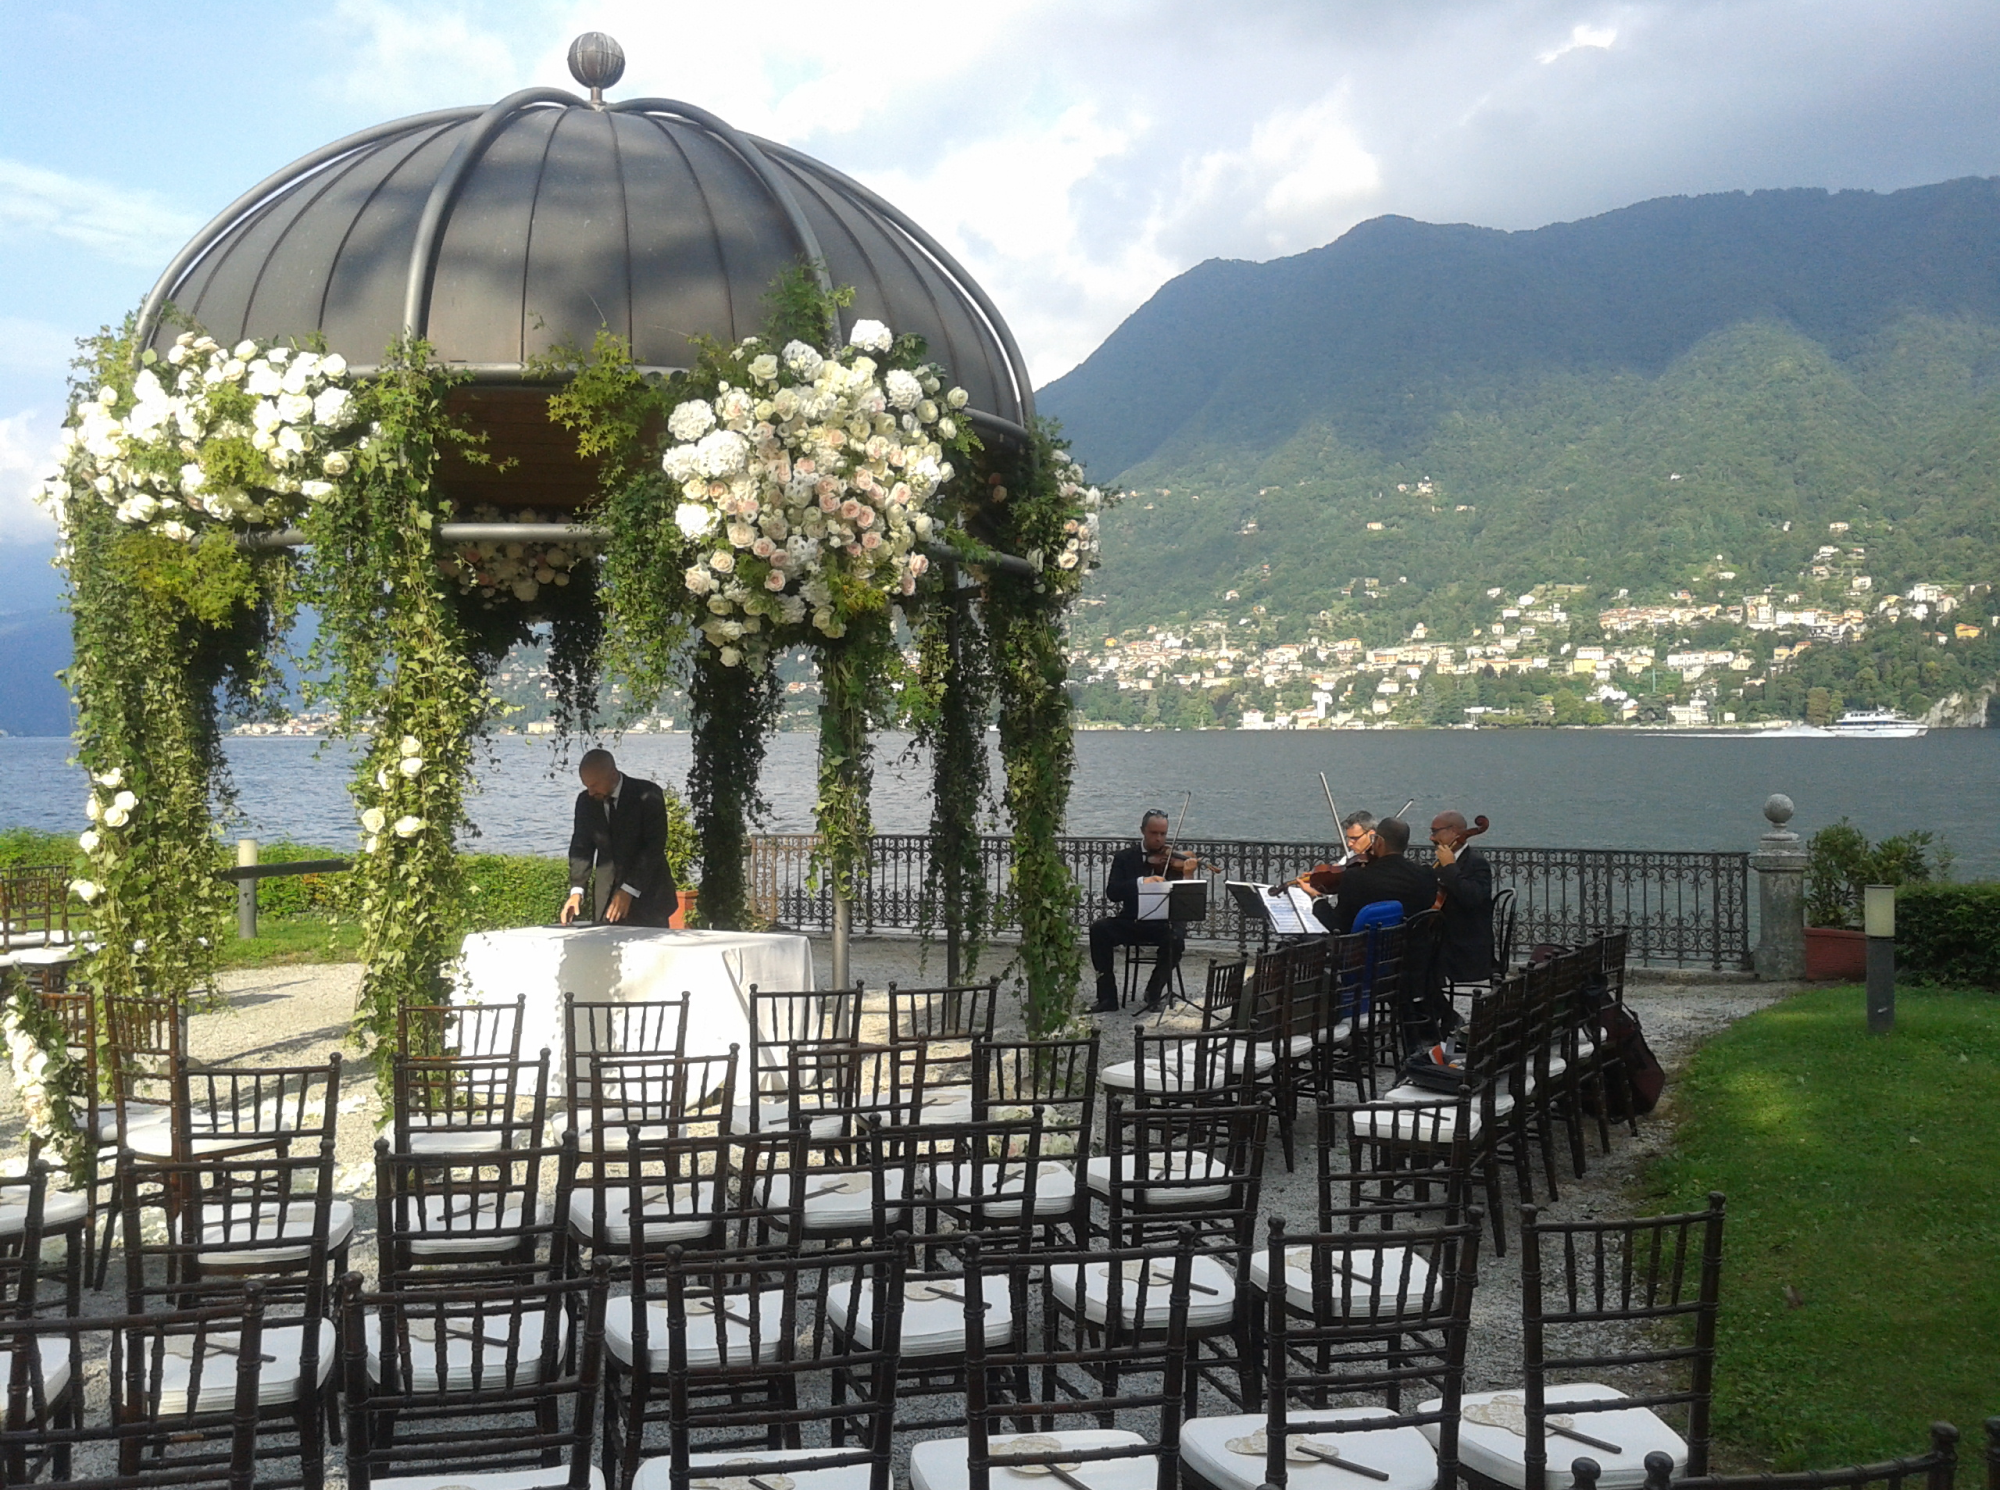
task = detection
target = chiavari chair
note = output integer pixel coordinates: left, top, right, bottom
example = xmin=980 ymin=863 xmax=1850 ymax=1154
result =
xmin=1592 ymin=1423 xmax=1960 ymax=1490
xmin=93 ymin=993 xmax=182 ymax=1286
xmin=374 ymin=1131 xmax=578 ymax=1285
xmin=729 ymin=983 xmax=864 ymax=1133
xmin=0 ymin=1288 xmax=272 ymax=1490
xmin=1437 ymin=1195 xmax=1726 ymax=1490
xmin=1181 ymin=1212 xmax=1483 ymax=1490
xmin=393 ymin=1047 xmax=551 ymax=1158
xmin=970 ymin=1033 xmax=1099 ymax=1246
xmin=397 ymin=993 xmax=527 ymax=1062
xmin=909 ymin=1233 xmax=1198 ymax=1490
xmin=115 ymin=1143 xmax=340 ymax=1490
xmin=339 ymin=1264 xmax=611 ymax=1489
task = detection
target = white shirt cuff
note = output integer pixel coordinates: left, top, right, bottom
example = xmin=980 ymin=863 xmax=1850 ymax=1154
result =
xmin=620 ymin=883 xmax=641 ymax=898
xmin=568 ymin=887 xmax=585 ymax=897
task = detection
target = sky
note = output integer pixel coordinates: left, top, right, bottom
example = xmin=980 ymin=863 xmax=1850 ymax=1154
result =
xmin=2 ymin=0 xmax=1998 ymax=571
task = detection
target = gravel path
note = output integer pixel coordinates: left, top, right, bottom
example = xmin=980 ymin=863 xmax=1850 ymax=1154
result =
xmin=0 ymin=939 xmax=1799 ymax=1484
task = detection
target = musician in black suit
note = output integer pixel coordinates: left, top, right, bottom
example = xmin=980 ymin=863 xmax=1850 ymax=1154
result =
xmin=1429 ymin=809 xmax=1495 ymax=983
xmin=1325 ymin=816 xmax=1438 ymax=931
xmin=560 ymin=748 xmax=676 ymax=927
xmin=1087 ymin=809 xmax=1184 ymax=1014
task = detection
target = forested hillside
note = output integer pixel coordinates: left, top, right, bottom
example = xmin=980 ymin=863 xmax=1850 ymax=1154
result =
xmin=1042 ymin=180 xmax=2000 ymax=651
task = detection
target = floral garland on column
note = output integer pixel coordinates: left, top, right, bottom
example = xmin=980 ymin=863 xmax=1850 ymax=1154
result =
xmin=973 ymin=432 xmax=1107 ymax=1032
xmin=0 ymin=981 xmax=90 ymax=1179
xmin=40 ymin=327 xmax=358 ymax=1027
xmin=296 ymin=342 xmax=491 ymax=1072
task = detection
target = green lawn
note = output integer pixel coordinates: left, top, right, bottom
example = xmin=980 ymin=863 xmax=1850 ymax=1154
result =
xmin=216 ymin=915 xmax=364 ymax=969
xmin=1648 ymin=985 xmax=2000 ymax=1468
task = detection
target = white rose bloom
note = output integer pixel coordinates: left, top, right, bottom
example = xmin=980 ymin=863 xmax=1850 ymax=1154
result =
xmin=246 ymin=364 xmax=283 ymax=397
xmin=393 ymin=815 xmax=425 ymax=838
xmin=320 ymin=450 xmax=351 ymax=477
xmin=300 ymin=480 xmax=335 ymax=500
xmin=78 ymin=830 xmax=100 ymax=854
xmin=112 ymin=790 xmax=137 ymax=812
xmin=320 ymin=353 xmax=347 ymax=379
xmin=748 ymin=353 xmax=779 ymax=382
xmin=312 ymin=387 xmax=353 ymax=428
xmin=717 ymin=388 xmax=754 ymax=426
xmin=71 ymin=880 xmax=99 ymax=903
xmin=709 ymin=550 xmax=736 ymax=574
xmin=727 ymin=522 xmax=757 ymax=548
xmin=719 ymin=645 xmax=742 ymax=667
xmin=848 ymin=319 xmax=893 ymax=354
xmin=399 ymin=756 xmax=424 ymax=777
xmin=267 ymin=346 xmax=291 ymax=364
xmin=361 ymin=807 xmax=387 ymax=834
xmin=102 ymin=805 xmax=129 ymax=828
xmin=159 ymin=520 xmax=194 ymax=544
xmin=233 ymin=339 xmax=259 ymax=358
xmin=667 ymin=400 xmax=717 ymax=442
xmin=398 ymin=735 xmax=421 ymax=756
xmin=376 ymin=768 xmax=391 ymax=790
xmin=917 ymin=400 xmax=938 ymax=423
xmin=85 ymin=795 xmax=102 ymax=821
xmin=93 ymin=767 xmax=124 ymax=790
xmin=683 ymin=566 xmax=715 ymax=595
xmin=674 ymin=502 xmax=716 ymax=538
xmin=277 ymin=392 xmax=314 ymax=425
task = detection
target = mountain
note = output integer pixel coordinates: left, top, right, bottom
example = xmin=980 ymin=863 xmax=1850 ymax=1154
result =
xmin=1041 ymin=179 xmax=2000 ymax=648
xmin=0 ymin=545 xmax=69 ymax=736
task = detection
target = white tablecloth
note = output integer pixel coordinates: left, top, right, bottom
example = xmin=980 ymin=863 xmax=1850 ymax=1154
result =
xmin=453 ymin=926 xmax=816 ymax=1091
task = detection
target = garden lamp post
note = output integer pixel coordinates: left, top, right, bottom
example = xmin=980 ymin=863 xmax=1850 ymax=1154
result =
xmin=1864 ymin=883 xmax=1895 ymax=1033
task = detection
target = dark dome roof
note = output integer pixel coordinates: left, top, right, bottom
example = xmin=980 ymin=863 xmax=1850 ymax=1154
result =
xmin=139 ymin=73 xmax=1034 ymax=438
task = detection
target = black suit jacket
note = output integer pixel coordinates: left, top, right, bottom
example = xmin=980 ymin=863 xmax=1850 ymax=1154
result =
xmin=1435 ymin=846 xmax=1495 ymax=982
xmin=1329 ymin=854 xmax=1439 ymax=933
xmin=567 ymin=775 xmax=676 ymax=926
xmin=1102 ymin=845 xmax=1151 ymax=919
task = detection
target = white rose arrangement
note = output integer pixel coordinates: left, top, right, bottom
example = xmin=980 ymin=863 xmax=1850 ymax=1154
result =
xmin=73 ymin=766 xmax=137 ymax=899
xmin=1049 ymin=450 xmax=1103 ymax=573
xmin=0 ymin=990 xmax=88 ymax=1180
xmin=39 ymin=332 xmax=364 ymax=542
xmin=357 ymin=736 xmax=426 ymax=853
xmin=439 ymin=505 xmax=596 ymax=605
xmin=662 ymin=318 xmax=963 ymax=664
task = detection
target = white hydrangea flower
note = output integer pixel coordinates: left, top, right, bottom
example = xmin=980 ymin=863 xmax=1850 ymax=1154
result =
xmin=667 ymin=400 xmax=717 ymax=442
xmin=674 ymin=502 xmax=716 ymax=539
xmin=884 ymin=370 xmax=923 ymax=411
xmin=246 ymin=363 xmax=283 ymax=397
xmin=848 ymin=320 xmax=893 ymax=354
xmin=780 ymin=341 xmax=823 ymax=379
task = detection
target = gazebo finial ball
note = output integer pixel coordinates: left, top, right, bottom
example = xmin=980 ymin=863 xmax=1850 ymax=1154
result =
xmin=567 ymin=32 xmax=626 ymax=92
xmin=1763 ymin=793 xmax=1795 ymax=826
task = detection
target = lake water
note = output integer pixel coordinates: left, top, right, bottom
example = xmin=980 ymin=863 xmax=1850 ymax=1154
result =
xmin=2 ymin=728 xmax=1995 ymax=876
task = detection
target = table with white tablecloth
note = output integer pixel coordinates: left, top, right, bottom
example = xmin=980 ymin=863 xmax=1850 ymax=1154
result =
xmin=452 ymin=926 xmax=816 ymax=1098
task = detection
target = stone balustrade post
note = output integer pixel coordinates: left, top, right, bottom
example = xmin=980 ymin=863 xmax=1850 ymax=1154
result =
xmin=1751 ymin=794 xmax=1806 ymax=980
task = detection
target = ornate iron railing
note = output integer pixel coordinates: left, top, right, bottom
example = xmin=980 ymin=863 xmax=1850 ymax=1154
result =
xmin=746 ymin=835 xmax=1752 ymax=970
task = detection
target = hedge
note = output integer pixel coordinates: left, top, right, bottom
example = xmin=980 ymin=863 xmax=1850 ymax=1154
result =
xmin=1896 ymin=884 xmax=2000 ymax=989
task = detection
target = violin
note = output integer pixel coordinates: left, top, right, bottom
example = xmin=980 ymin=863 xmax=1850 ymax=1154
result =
xmin=1290 ymin=861 xmax=1346 ymax=896
xmin=1431 ymin=815 xmax=1491 ymax=909
xmin=1146 ymin=847 xmax=1222 ymax=881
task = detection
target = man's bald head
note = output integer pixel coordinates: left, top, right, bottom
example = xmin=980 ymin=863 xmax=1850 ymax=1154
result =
xmin=579 ymin=748 xmax=620 ymax=799
xmin=1431 ymin=810 xmax=1467 ymax=835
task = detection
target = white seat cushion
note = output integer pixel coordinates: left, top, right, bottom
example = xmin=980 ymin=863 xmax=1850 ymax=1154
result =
xmin=911 ymin=1429 xmax=1152 ymax=1490
xmin=1101 ymin=1046 xmax=1272 ymax=1094
xmin=604 ymin=1289 xmax=787 ymax=1373
xmin=823 ymin=1276 xmax=1013 ymax=1356
xmin=927 ymin=1159 xmax=1077 ymax=1218
xmin=1248 ymin=1243 xmax=1436 ymax=1316
xmin=1046 ymin=1253 xmax=1237 ymax=1329
xmin=569 ymin=1181 xmax=719 ymax=1246
xmin=375 ymin=1466 xmax=605 ymax=1490
xmin=363 ymin=1310 xmax=561 ymax=1391
xmin=567 ymin=1110 xmax=687 ymax=1149
xmin=401 ymin=1127 xmax=509 ymax=1158
xmin=198 ymin=1199 xmax=354 ymax=1266
xmin=1421 ymin=1384 xmax=1687 ymax=1490
xmin=1182 ymin=1409 xmax=1438 ymax=1490
xmin=1351 ymin=1088 xmax=1511 ymax=1143
xmin=78 ymin=1098 xmax=169 ymax=1144
xmin=911 ymin=1086 xmax=975 ymax=1126
xmin=726 ymin=1099 xmax=845 ymax=1139
xmin=759 ymin=1170 xmax=906 ymax=1232
xmin=138 ymin=1320 xmax=336 ymax=1411
xmin=0 ymin=1189 xmax=88 ymax=1235
xmin=1083 ymin=1152 xmax=1233 ymax=1207
xmin=636 ymin=1446 xmax=872 ymax=1490
xmin=0 ymin=1338 xmax=74 ymax=1404
xmin=399 ymin=1192 xmax=552 ymax=1256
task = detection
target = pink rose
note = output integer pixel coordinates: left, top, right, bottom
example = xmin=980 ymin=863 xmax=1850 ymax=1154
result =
xmin=752 ymin=537 xmax=776 ymax=559
xmin=764 ymin=570 xmax=788 ymax=591
xmin=861 ymin=531 xmax=882 ymax=550
xmin=854 ymin=505 xmax=876 ymax=528
xmin=840 ymin=499 xmax=862 ymax=521
xmin=819 ymin=492 xmax=841 ymax=513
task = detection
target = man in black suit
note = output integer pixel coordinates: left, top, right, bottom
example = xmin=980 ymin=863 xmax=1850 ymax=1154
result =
xmin=1429 ymin=809 xmax=1495 ymax=983
xmin=560 ymin=748 xmax=676 ymax=927
xmin=1087 ymin=809 xmax=1183 ymax=1014
xmin=1327 ymin=816 xmax=1438 ymax=931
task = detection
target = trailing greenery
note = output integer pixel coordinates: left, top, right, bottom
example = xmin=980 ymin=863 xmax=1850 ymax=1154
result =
xmin=908 ymin=577 xmax=995 ymax=974
xmin=1893 ymin=884 xmax=2000 ymax=988
xmin=1803 ymin=818 xmax=1949 ymax=929
xmin=295 ymin=340 xmax=494 ymax=1072
xmin=685 ymin=647 xmax=782 ymax=928
xmin=1648 ymin=984 xmax=2000 ymax=1469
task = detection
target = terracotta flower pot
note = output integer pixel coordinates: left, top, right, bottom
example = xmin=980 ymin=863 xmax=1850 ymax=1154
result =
xmin=669 ymin=889 xmax=698 ymax=930
xmin=1803 ymin=925 xmax=1867 ymax=981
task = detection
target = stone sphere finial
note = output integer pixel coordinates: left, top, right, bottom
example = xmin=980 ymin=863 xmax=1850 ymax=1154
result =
xmin=1763 ymin=793 xmax=1795 ymax=826
xmin=567 ymin=32 xmax=626 ymax=103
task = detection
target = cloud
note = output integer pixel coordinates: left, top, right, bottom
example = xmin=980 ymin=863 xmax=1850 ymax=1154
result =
xmin=314 ymin=0 xmax=530 ymax=112
xmin=1540 ymin=22 xmax=1618 ymax=64
xmin=0 ymin=159 xmax=200 ymax=268
xmin=0 ymin=319 xmax=84 ymax=377
xmin=0 ymin=410 xmax=58 ymax=548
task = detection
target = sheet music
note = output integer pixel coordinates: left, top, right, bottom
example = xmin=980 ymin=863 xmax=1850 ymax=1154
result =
xmin=1284 ymin=885 xmax=1324 ymax=928
xmin=1136 ymin=881 xmax=1174 ymax=922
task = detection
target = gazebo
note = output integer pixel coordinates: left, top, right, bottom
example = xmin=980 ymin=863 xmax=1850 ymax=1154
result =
xmin=46 ymin=33 xmax=1099 ymax=1076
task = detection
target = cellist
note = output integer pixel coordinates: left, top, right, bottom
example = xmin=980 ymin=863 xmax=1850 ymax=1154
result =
xmin=1429 ymin=810 xmax=1494 ymax=983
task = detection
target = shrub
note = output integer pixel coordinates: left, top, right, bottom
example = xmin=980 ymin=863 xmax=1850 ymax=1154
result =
xmin=0 ymin=828 xmax=81 ymax=872
xmin=1804 ymin=819 xmax=1949 ymax=929
xmin=461 ymin=854 xmax=572 ymax=933
xmin=1896 ymin=883 xmax=2000 ymax=989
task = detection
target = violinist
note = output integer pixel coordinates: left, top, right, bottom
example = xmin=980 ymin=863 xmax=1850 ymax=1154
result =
xmin=1324 ymin=817 xmax=1438 ymax=933
xmin=1430 ymin=810 xmax=1494 ymax=983
xmin=1089 ymin=808 xmax=1188 ymax=1015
